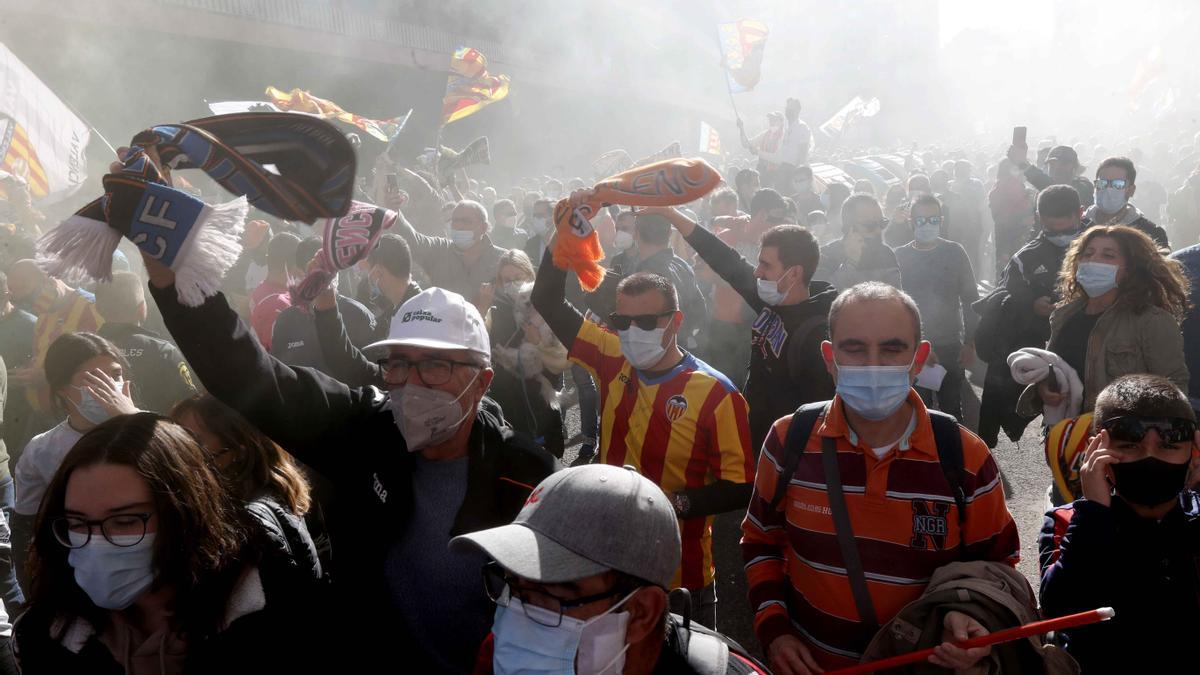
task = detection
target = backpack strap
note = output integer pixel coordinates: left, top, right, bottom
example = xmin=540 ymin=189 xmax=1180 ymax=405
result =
xmin=768 ymin=401 xmax=831 ymax=511
xmin=821 ymin=434 xmax=879 ymax=636
xmin=684 ymin=630 xmax=731 ymax=675
xmin=927 ymin=410 xmax=968 ymax=559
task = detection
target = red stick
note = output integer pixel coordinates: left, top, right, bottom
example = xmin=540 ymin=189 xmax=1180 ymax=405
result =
xmin=826 ymin=607 xmax=1114 ymax=675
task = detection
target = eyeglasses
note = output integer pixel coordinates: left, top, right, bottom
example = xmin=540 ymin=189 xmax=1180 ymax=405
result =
xmin=375 ymin=356 xmax=480 ymax=386
xmin=52 ymin=513 xmax=154 ymax=548
xmin=858 ymin=218 xmax=889 ymax=231
xmin=608 ymin=311 xmax=674 ymax=332
xmin=1100 ymin=416 xmax=1196 ymax=445
xmin=482 ymin=561 xmax=629 ymax=627
xmin=912 ymin=215 xmax=943 ymax=228
xmin=1094 ymin=178 xmax=1129 ymax=191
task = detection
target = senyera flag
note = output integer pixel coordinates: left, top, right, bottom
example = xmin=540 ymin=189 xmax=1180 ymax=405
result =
xmin=0 ymin=42 xmax=89 ymax=203
xmin=442 ymin=47 xmax=511 ymax=125
xmin=699 ymin=121 xmax=723 ymax=156
xmin=718 ymin=19 xmax=769 ymax=93
xmin=266 ymin=86 xmax=406 ymax=142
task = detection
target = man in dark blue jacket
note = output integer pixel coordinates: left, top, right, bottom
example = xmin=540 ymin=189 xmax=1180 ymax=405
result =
xmin=1039 ymin=374 xmax=1200 ymax=673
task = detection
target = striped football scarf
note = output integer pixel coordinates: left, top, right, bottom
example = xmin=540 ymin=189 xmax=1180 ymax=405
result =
xmin=40 ymin=113 xmax=355 ymax=306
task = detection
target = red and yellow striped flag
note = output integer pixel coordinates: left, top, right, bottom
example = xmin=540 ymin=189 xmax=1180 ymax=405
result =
xmin=1 ymin=121 xmax=50 ymax=197
xmin=442 ymin=47 xmax=511 ymax=125
xmin=266 ymin=86 xmax=403 ymax=141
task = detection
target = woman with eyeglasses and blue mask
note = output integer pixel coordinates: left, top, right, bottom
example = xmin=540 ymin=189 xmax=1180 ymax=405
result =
xmin=1039 ymin=375 xmax=1200 ymax=673
xmin=10 ymin=333 xmax=136 ymax=595
xmin=13 ymin=413 xmax=329 ymax=673
xmin=1085 ymin=156 xmax=1170 ymax=250
xmin=1023 ymin=225 xmax=1189 ymax=419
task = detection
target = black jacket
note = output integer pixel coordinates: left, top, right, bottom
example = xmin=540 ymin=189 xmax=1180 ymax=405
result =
xmin=96 ymin=322 xmax=197 ymax=414
xmin=997 ymin=232 xmax=1069 ymax=345
xmin=246 ymin=493 xmax=323 ymax=583
xmin=148 ymin=284 xmax=559 ymax=664
xmin=1039 ymin=497 xmax=1200 ymax=673
xmin=312 ymin=282 xmax=422 ymax=388
xmin=270 ymin=294 xmax=376 ymax=373
xmin=684 ymin=225 xmax=835 ymax=450
xmin=13 ymin=559 xmax=333 ymax=674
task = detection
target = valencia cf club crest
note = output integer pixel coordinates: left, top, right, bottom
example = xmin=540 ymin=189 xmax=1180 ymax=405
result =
xmin=664 ymin=395 xmax=688 ymax=422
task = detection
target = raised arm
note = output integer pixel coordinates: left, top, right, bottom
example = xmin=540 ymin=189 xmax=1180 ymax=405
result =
xmin=530 ymin=244 xmax=585 ymax=350
xmin=143 ymin=257 xmax=381 ymax=477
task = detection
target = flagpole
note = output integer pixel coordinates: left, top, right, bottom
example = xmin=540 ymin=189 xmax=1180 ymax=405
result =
xmin=59 ymin=96 xmax=118 ymax=157
xmin=713 ymin=25 xmax=743 ymax=126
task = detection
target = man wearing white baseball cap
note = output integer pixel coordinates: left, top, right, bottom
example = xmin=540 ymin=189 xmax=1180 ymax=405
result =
xmin=452 ymin=464 xmax=767 ymax=675
xmin=143 ymin=257 xmax=559 ymax=672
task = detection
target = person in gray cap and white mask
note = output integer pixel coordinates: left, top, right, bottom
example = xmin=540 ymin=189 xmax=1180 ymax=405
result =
xmin=141 ymin=249 xmax=559 ymax=673
xmin=452 ymin=464 xmax=767 ymax=675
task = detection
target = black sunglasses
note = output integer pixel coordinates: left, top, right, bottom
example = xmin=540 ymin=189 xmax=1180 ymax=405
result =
xmin=1101 ymin=416 xmax=1196 ymax=445
xmin=608 ymin=311 xmax=674 ymax=331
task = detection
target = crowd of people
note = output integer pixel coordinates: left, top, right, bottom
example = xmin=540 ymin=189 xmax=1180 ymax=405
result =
xmin=0 ymin=94 xmax=1197 ymax=674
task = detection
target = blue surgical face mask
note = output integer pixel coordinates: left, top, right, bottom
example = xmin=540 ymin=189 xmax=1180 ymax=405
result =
xmin=835 ymin=357 xmax=915 ymax=421
xmin=449 ymin=228 xmax=478 ymax=250
xmin=756 ymin=267 xmax=799 ymax=305
xmin=68 ymin=532 xmax=157 ymax=610
xmin=1045 ymin=230 xmax=1079 ymax=248
xmin=492 ymin=594 xmax=634 ymax=675
xmin=914 ymin=222 xmax=940 ymax=244
xmin=71 ymin=379 xmax=122 ymax=425
xmin=1096 ymin=186 xmax=1128 ymax=215
xmin=1075 ymin=261 xmax=1119 ymax=297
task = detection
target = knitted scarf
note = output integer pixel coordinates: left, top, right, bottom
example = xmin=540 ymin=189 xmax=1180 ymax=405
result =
xmin=551 ymin=157 xmax=721 ymax=291
xmin=40 ymin=113 xmax=355 ymax=306
xmin=289 ymin=201 xmax=396 ymax=306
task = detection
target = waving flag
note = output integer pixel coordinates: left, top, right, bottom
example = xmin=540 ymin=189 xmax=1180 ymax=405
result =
xmin=820 ymin=96 xmax=881 ymax=137
xmin=265 ymin=86 xmax=405 ymax=141
xmin=0 ymin=43 xmax=90 ymax=202
xmin=698 ymin=121 xmax=722 ymax=156
xmin=442 ymin=47 xmax=511 ymax=125
xmin=718 ymin=20 xmax=769 ymax=93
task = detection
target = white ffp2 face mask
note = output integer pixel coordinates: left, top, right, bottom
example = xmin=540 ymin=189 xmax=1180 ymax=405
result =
xmin=386 ymin=369 xmax=480 ymax=451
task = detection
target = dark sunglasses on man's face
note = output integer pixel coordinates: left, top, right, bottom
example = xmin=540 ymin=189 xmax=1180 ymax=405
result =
xmin=1101 ymin=416 xmax=1196 ymax=445
xmin=1094 ymin=178 xmax=1129 ymax=191
xmin=608 ymin=311 xmax=674 ymax=331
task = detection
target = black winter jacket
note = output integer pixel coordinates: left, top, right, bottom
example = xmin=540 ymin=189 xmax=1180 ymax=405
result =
xmin=148 ymin=284 xmax=559 ymax=666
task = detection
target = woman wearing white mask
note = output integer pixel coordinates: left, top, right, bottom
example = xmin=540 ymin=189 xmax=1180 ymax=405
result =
xmin=484 ymin=250 xmax=568 ymax=458
xmin=1029 ymin=225 xmax=1189 ymax=416
xmin=11 ymin=333 xmax=136 ymax=593
xmin=14 ymin=412 xmax=326 ymax=673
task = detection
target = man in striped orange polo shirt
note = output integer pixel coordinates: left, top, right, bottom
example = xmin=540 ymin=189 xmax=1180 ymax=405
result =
xmin=532 ymin=233 xmax=754 ymax=629
xmin=742 ymin=282 xmax=1019 ymax=674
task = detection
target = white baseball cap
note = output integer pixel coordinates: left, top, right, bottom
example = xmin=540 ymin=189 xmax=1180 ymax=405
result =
xmin=364 ymin=287 xmax=490 ymax=357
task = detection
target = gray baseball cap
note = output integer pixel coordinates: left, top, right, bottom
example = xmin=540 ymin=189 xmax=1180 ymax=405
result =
xmin=450 ymin=464 xmax=681 ymax=589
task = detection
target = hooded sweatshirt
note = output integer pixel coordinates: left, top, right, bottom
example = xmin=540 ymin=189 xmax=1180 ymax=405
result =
xmin=684 ymin=225 xmax=837 ymax=450
xmin=1083 ymin=202 xmax=1170 ymax=249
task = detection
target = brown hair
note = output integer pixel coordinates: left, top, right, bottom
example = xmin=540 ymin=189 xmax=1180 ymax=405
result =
xmin=760 ymin=225 xmax=820 ymax=283
xmin=171 ymin=395 xmax=311 ymax=516
xmin=1056 ymin=225 xmax=1189 ymax=319
xmin=27 ymin=413 xmax=254 ymax=636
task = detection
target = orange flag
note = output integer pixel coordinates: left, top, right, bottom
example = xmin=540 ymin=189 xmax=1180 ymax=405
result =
xmin=552 ymin=157 xmax=721 ymax=290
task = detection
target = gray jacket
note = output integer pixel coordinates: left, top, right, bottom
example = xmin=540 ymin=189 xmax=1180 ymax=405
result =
xmin=394 ymin=213 xmax=505 ymax=301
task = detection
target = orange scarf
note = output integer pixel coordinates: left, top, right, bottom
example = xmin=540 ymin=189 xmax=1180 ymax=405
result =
xmin=552 ymin=157 xmax=721 ymax=290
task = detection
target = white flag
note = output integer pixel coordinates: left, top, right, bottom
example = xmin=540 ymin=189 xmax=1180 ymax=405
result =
xmin=0 ymin=42 xmax=90 ymax=203
xmin=206 ymin=100 xmax=283 ymax=116
xmin=819 ymin=96 xmax=881 ymax=137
